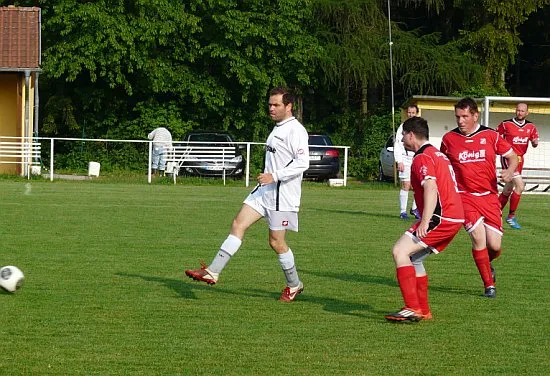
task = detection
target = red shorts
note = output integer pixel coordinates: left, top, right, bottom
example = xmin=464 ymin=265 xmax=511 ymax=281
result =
xmin=501 ymin=155 xmax=524 ymax=176
xmin=460 ymin=192 xmax=503 ymax=234
xmin=407 ymin=217 xmax=463 ymax=253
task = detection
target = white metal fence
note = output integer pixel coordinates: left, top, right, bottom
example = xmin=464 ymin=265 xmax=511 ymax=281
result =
xmin=0 ymin=136 xmax=350 ymax=187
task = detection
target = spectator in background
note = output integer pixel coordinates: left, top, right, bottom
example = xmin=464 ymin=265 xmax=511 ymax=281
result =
xmin=148 ymin=127 xmax=172 ymax=176
xmin=497 ymin=103 xmax=539 ymax=229
xmin=394 ymin=105 xmax=420 ymax=220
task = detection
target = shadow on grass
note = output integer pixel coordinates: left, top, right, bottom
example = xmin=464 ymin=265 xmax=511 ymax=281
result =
xmin=116 ymin=272 xmax=384 ymax=319
xmin=307 ymin=207 xmax=404 ymax=221
xmin=300 ymin=269 xmax=479 ymax=297
xmin=116 ymin=272 xmax=206 ymax=300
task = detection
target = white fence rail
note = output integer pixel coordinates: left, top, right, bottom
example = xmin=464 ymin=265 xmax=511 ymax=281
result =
xmin=0 ymin=136 xmax=350 ymax=187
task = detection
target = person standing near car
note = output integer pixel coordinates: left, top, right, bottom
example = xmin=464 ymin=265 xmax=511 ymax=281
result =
xmin=148 ymin=127 xmax=172 ymax=176
xmin=394 ymin=105 xmax=420 ymax=219
xmin=185 ymin=87 xmax=310 ymax=302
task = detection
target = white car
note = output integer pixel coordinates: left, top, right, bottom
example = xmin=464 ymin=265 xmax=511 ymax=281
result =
xmin=378 ymin=134 xmax=396 ymax=182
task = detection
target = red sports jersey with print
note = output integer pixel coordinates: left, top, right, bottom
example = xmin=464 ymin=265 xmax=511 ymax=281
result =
xmin=411 ymin=143 xmax=464 ymax=221
xmin=440 ymin=126 xmax=513 ymax=195
xmin=496 ymin=119 xmax=539 ymax=156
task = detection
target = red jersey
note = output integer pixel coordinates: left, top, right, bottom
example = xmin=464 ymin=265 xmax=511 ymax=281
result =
xmin=411 ymin=143 xmax=464 ymax=221
xmin=496 ymin=118 xmax=539 ymax=157
xmin=440 ymin=125 xmax=513 ymax=195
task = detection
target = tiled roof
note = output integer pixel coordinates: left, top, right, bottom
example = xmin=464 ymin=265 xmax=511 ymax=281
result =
xmin=0 ymin=6 xmax=41 ymax=69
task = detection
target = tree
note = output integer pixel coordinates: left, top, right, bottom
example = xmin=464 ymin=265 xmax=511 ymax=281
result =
xmin=7 ymin=0 xmax=322 ymax=142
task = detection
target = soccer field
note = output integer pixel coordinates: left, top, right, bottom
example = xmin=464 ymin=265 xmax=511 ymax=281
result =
xmin=0 ymin=180 xmax=549 ymax=375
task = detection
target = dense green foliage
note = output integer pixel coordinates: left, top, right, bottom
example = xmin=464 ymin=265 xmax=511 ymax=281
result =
xmin=2 ymin=0 xmax=549 ymax=177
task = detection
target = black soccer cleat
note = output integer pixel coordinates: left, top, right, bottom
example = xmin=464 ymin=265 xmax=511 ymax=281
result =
xmin=484 ymin=286 xmax=496 ymax=298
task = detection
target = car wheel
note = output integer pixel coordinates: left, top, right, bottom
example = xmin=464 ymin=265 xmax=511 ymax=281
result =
xmin=378 ymin=162 xmax=384 ymax=182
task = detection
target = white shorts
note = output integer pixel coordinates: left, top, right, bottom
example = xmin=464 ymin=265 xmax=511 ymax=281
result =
xmin=398 ymin=162 xmax=411 ymax=181
xmin=244 ymin=191 xmax=299 ymax=232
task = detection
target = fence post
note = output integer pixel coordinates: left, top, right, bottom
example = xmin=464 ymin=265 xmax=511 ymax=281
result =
xmin=147 ymin=141 xmax=152 ymax=184
xmin=245 ymin=143 xmax=250 ymax=187
xmin=49 ymin=138 xmax=54 ymax=181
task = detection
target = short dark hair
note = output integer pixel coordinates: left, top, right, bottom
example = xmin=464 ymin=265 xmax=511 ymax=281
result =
xmin=455 ymin=97 xmax=479 ymax=114
xmin=269 ymin=87 xmax=296 ymax=107
xmin=402 ymin=116 xmax=429 ymax=140
xmin=408 ymin=104 xmax=419 ymax=113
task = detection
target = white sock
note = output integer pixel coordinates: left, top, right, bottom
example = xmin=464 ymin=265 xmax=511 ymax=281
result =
xmin=399 ymin=190 xmax=409 ymax=213
xmin=209 ymin=234 xmax=242 ymax=274
xmin=278 ymin=249 xmax=300 ymax=287
xmin=412 ymin=199 xmax=417 ymax=211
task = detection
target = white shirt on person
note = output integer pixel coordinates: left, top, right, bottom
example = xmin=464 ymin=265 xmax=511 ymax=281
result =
xmin=256 ymin=116 xmax=309 ymax=212
xmin=148 ymin=127 xmax=172 ymax=148
xmin=394 ymin=123 xmax=415 ymax=165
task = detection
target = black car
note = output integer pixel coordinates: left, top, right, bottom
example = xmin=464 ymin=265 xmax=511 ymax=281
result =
xmin=176 ymin=131 xmax=245 ymax=178
xmin=303 ymin=134 xmax=340 ymax=180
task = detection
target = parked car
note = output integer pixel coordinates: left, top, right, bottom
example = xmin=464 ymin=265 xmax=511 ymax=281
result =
xmin=378 ymin=134 xmax=396 ymax=182
xmin=304 ymin=134 xmax=340 ymax=180
xmin=175 ymin=131 xmax=245 ymax=178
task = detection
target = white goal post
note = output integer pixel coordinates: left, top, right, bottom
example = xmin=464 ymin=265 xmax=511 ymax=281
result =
xmin=482 ymin=96 xmax=550 ymax=194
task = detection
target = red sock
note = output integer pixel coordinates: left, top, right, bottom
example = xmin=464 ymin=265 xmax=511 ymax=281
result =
xmin=498 ymin=192 xmax=510 ymax=209
xmin=488 ymin=249 xmax=502 ymax=262
xmin=396 ymin=265 xmax=420 ymax=311
xmin=472 ymin=248 xmax=494 ymax=288
xmin=509 ymin=192 xmax=521 ymax=216
xmin=416 ymin=275 xmax=430 ymax=315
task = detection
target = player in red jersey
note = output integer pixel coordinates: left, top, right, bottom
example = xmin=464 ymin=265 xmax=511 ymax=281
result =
xmin=440 ymin=98 xmax=518 ymax=298
xmin=385 ymin=116 xmax=464 ymax=322
xmin=497 ymin=103 xmax=540 ymax=229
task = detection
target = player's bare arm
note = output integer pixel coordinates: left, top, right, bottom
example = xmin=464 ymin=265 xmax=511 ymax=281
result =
xmin=397 ymin=162 xmax=405 ymax=172
xmin=417 ymin=179 xmax=437 ymax=238
xmin=501 ymin=151 xmax=519 ymax=183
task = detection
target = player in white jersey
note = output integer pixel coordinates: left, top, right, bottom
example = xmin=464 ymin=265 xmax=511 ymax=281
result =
xmin=185 ymin=87 xmax=310 ymax=302
xmin=394 ymin=105 xmax=420 ymax=219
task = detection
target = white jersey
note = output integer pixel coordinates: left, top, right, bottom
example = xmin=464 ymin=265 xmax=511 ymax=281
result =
xmin=253 ymin=116 xmax=309 ymax=212
xmin=394 ymin=123 xmax=415 ymax=165
xmin=148 ymin=127 xmax=172 ymax=148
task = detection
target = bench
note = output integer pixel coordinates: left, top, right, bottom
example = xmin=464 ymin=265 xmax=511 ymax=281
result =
xmin=498 ymin=167 xmax=550 ymax=193
xmin=0 ymin=139 xmax=41 ymax=176
xmin=164 ymin=143 xmax=241 ymax=184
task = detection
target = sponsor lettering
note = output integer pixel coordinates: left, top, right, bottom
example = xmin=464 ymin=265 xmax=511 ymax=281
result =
xmin=512 ymin=136 xmax=529 ymax=144
xmin=266 ymin=145 xmax=276 ymax=153
xmin=459 ymin=149 xmax=486 ymax=162
xmin=435 ymin=151 xmax=449 ymax=160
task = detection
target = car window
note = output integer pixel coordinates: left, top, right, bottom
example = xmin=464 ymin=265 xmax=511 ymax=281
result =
xmin=385 ymin=135 xmax=394 ymax=148
xmin=188 ymin=134 xmax=232 ymax=143
xmin=308 ymin=135 xmax=333 ymax=146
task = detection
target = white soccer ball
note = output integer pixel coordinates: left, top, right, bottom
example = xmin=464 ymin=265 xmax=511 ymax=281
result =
xmin=0 ymin=265 xmax=25 ymax=293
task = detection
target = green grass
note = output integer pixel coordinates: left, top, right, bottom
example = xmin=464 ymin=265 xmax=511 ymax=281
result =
xmin=0 ymin=179 xmax=549 ymax=375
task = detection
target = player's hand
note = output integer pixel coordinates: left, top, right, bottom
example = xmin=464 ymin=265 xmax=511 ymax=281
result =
xmin=500 ymin=169 xmax=514 ymax=183
xmin=416 ymin=220 xmax=430 ymax=238
xmin=257 ymin=173 xmax=274 ymax=185
xmin=397 ymin=162 xmax=405 ymax=172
